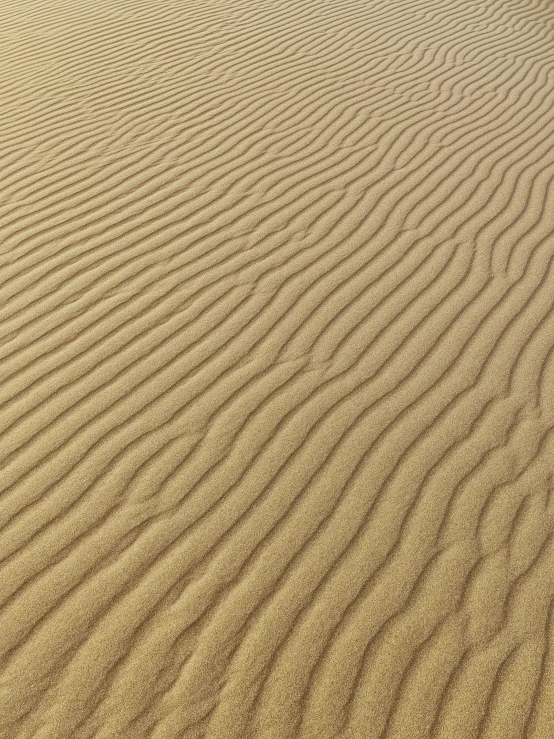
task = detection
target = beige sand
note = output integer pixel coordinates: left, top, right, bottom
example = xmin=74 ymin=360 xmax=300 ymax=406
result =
xmin=1 ymin=0 xmax=554 ymax=736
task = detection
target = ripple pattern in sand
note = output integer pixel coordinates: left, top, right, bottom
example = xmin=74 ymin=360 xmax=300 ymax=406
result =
xmin=2 ymin=0 xmax=554 ymax=737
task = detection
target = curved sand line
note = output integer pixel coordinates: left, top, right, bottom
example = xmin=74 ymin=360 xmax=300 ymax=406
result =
xmin=2 ymin=0 xmax=554 ymax=737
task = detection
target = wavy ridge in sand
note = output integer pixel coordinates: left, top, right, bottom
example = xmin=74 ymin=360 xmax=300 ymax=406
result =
xmin=2 ymin=0 xmax=554 ymax=737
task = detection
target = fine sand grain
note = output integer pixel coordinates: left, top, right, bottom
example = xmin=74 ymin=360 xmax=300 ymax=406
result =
xmin=2 ymin=0 xmax=554 ymax=737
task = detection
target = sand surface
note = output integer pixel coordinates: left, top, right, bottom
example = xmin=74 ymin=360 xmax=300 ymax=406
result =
xmin=2 ymin=0 xmax=554 ymax=737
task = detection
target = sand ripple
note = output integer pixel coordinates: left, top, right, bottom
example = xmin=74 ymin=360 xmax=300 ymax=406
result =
xmin=2 ymin=0 xmax=554 ymax=737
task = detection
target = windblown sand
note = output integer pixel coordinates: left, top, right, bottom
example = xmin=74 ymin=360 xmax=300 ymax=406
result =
xmin=1 ymin=0 xmax=554 ymax=737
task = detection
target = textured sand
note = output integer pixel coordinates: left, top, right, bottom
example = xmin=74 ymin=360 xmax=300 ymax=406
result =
xmin=2 ymin=0 xmax=554 ymax=737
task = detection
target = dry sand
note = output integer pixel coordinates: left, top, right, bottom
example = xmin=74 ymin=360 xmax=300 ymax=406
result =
xmin=1 ymin=0 xmax=554 ymax=736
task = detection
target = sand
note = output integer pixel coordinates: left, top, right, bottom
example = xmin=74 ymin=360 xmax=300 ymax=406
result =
xmin=1 ymin=0 xmax=554 ymax=737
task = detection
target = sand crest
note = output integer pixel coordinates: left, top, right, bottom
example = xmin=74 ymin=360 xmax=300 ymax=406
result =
xmin=1 ymin=0 xmax=554 ymax=737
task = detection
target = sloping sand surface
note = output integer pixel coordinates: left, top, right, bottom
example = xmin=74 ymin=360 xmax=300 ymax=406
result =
xmin=2 ymin=0 xmax=554 ymax=736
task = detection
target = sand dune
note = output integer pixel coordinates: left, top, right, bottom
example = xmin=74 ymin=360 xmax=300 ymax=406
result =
xmin=1 ymin=0 xmax=554 ymax=736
